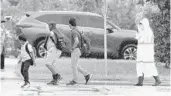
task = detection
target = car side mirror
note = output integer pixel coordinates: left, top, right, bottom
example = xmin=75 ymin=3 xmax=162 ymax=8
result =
xmin=107 ymin=28 xmax=113 ymax=33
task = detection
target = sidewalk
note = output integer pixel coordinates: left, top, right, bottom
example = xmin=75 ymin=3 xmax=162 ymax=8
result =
xmin=0 ymin=58 xmax=170 ymax=96
xmin=1 ymin=79 xmax=170 ymax=96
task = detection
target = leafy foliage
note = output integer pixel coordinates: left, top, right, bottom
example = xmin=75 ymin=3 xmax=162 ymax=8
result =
xmin=107 ymin=0 xmax=137 ymax=30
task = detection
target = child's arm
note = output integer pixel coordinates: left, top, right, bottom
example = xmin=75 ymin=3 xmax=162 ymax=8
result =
xmin=18 ymin=53 xmax=22 ymax=64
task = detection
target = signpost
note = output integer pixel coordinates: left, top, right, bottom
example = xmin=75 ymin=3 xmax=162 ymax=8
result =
xmin=104 ymin=0 xmax=107 ymax=79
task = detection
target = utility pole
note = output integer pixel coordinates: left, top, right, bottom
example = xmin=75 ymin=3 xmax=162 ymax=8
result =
xmin=104 ymin=0 xmax=107 ymax=78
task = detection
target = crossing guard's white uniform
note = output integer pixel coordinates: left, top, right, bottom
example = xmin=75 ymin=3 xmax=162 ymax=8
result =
xmin=136 ymin=18 xmax=159 ymax=77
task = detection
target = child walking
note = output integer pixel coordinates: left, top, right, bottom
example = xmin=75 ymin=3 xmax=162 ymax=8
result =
xmin=18 ymin=36 xmax=36 ymax=88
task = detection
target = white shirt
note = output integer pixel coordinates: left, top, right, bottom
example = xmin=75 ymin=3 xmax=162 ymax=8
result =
xmin=20 ymin=41 xmax=33 ymax=62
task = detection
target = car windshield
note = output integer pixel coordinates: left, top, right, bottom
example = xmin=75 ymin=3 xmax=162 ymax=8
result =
xmin=18 ymin=15 xmax=27 ymax=24
xmin=107 ymin=20 xmax=121 ymax=30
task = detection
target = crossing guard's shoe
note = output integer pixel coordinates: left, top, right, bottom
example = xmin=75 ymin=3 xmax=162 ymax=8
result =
xmin=152 ymin=76 xmax=161 ymax=86
xmin=134 ymin=76 xmax=144 ymax=86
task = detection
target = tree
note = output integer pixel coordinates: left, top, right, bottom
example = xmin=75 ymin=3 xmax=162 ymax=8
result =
xmin=82 ymin=0 xmax=96 ymax=12
xmin=68 ymin=0 xmax=103 ymax=14
xmin=107 ymin=0 xmax=137 ymax=29
xmin=48 ymin=0 xmax=63 ymax=10
xmin=138 ymin=0 xmax=170 ymax=18
xmin=7 ymin=0 xmax=19 ymax=6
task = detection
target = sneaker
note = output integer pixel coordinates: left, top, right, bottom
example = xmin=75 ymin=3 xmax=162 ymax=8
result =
xmin=21 ymin=82 xmax=30 ymax=89
xmin=52 ymin=74 xmax=63 ymax=85
xmin=134 ymin=83 xmax=143 ymax=86
xmin=57 ymin=74 xmax=63 ymax=82
xmin=47 ymin=80 xmax=55 ymax=85
xmin=52 ymin=80 xmax=59 ymax=85
xmin=66 ymin=80 xmax=77 ymax=85
xmin=85 ymin=74 xmax=92 ymax=85
xmin=152 ymin=76 xmax=161 ymax=86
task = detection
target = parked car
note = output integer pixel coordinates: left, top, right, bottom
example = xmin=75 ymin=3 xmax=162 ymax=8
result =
xmin=16 ymin=11 xmax=137 ymax=60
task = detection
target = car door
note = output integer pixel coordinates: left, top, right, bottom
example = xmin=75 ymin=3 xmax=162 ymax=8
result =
xmin=81 ymin=15 xmax=105 ymax=53
xmin=106 ymin=22 xmax=122 ymax=53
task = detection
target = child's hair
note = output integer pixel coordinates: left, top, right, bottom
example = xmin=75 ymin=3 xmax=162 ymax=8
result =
xmin=18 ymin=35 xmax=27 ymax=42
xmin=69 ymin=17 xmax=76 ymax=26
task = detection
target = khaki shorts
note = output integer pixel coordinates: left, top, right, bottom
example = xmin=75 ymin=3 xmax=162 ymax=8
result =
xmin=46 ymin=47 xmax=62 ymax=64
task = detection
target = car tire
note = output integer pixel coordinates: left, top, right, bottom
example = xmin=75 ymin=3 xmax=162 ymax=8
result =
xmin=35 ymin=39 xmax=47 ymax=58
xmin=120 ymin=44 xmax=137 ymax=60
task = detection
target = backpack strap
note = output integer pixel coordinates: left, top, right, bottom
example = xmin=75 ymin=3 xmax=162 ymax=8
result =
xmin=74 ymin=28 xmax=83 ymax=48
xmin=79 ymin=32 xmax=83 ymax=48
xmin=50 ymin=32 xmax=59 ymax=48
xmin=44 ymin=35 xmax=49 ymax=50
xmin=25 ymin=43 xmax=33 ymax=60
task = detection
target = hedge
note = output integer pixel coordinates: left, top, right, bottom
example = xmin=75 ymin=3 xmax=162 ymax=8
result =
xmin=149 ymin=12 xmax=170 ymax=65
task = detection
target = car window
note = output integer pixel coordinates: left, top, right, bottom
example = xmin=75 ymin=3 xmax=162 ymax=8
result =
xmin=61 ymin=14 xmax=89 ymax=27
xmin=107 ymin=21 xmax=121 ymax=30
xmin=85 ymin=16 xmax=104 ymax=29
xmin=35 ymin=13 xmax=104 ymax=29
xmin=35 ymin=14 xmax=63 ymax=24
xmin=36 ymin=14 xmax=84 ymax=26
xmin=75 ymin=15 xmax=85 ymax=27
xmin=107 ymin=24 xmax=113 ymax=29
xmin=61 ymin=15 xmax=70 ymax=25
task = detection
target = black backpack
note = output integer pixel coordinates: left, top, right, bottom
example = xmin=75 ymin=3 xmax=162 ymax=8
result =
xmin=53 ymin=32 xmax=67 ymax=51
xmin=50 ymin=29 xmax=70 ymax=52
xmin=76 ymin=30 xmax=91 ymax=55
xmin=25 ymin=43 xmax=35 ymax=65
xmin=44 ymin=31 xmax=69 ymax=52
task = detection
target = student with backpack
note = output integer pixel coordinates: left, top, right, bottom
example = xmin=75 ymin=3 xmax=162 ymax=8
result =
xmin=44 ymin=21 xmax=67 ymax=85
xmin=66 ymin=18 xmax=92 ymax=85
xmin=18 ymin=36 xmax=36 ymax=88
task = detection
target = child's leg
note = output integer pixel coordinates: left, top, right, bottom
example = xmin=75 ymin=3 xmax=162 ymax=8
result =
xmin=46 ymin=49 xmax=62 ymax=85
xmin=22 ymin=60 xmax=31 ymax=83
xmin=1 ymin=53 xmax=5 ymax=69
xmin=46 ymin=49 xmax=62 ymax=75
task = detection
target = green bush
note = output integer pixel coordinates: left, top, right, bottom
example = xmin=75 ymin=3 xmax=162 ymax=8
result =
xmin=149 ymin=12 xmax=170 ymax=64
